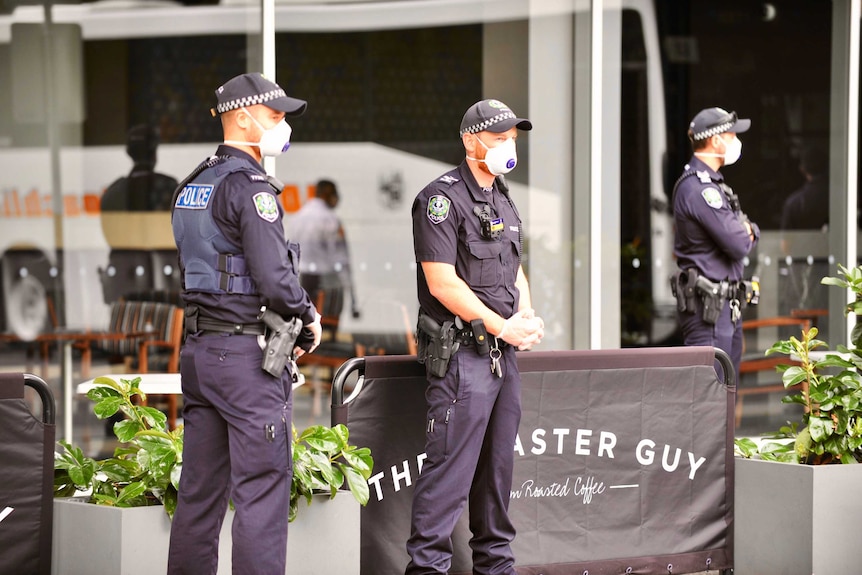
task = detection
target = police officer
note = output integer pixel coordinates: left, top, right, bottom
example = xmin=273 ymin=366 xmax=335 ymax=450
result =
xmin=406 ymin=99 xmax=545 ymax=575
xmin=672 ymin=107 xmax=759 ymax=380
xmin=167 ymin=73 xmax=322 ymax=575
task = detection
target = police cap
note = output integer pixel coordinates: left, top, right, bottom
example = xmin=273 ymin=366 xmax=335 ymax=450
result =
xmin=459 ymin=99 xmax=532 ymax=137
xmin=211 ymin=73 xmax=307 ymax=117
xmin=688 ymin=107 xmax=750 ymax=141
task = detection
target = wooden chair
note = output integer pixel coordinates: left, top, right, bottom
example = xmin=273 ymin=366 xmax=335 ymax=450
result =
xmin=296 ymin=289 xmax=361 ymax=417
xmin=736 ymin=316 xmax=812 ymax=427
xmin=353 ymin=301 xmax=417 ymax=357
xmin=137 ymin=305 xmax=184 ymax=429
xmin=83 ymin=300 xmax=185 ymax=428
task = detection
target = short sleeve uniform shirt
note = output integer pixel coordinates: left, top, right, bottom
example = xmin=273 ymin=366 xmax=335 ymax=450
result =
xmin=412 ymin=161 xmax=522 ymax=323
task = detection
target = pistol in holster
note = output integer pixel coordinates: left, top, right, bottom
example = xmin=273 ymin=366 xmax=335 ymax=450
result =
xmin=416 ymin=313 xmax=459 ymax=378
xmin=694 ymin=276 xmax=727 ymax=325
xmin=258 ymin=306 xmax=303 ymax=378
xmin=670 ymin=269 xmax=699 ymax=314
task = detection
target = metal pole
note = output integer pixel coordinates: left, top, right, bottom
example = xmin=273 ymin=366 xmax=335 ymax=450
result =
xmin=829 ymin=0 xmax=860 ymax=346
xmin=261 ymin=0 xmax=276 ymax=177
xmin=589 ymin=0 xmax=603 ymax=349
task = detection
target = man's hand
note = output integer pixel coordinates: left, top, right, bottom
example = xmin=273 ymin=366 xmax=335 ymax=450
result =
xmin=498 ymin=308 xmax=545 ymax=351
xmin=294 ymin=314 xmax=322 ymax=357
xmin=743 ymin=220 xmax=755 ymax=242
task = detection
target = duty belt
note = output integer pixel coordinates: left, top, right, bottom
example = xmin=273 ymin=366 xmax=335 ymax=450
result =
xmin=195 ymin=316 xmax=266 ymax=336
xmin=670 ymin=268 xmax=760 ymax=325
xmin=455 ymin=328 xmax=508 ymax=350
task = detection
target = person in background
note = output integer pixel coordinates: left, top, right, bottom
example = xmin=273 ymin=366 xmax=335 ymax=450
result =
xmin=167 ymin=73 xmax=321 ymax=575
xmin=781 ymin=143 xmax=829 ymax=232
xmin=99 ymin=124 xmax=180 ymax=304
xmin=406 ymin=98 xmax=544 ymax=575
xmin=779 ymin=143 xmax=830 ymax=317
xmin=290 ymin=179 xmax=360 ymax=320
xmin=101 ymin=123 xmax=178 ymax=212
xmin=671 ymin=107 xmax=759 ymax=381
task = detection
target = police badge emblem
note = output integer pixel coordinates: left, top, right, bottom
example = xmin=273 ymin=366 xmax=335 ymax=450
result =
xmin=253 ymin=192 xmax=279 ymax=222
xmin=701 ymin=187 xmax=724 ymax=210
xmin=427 ymin=195 xmax=451 ymax=224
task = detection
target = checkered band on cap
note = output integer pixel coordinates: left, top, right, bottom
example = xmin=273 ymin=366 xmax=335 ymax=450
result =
xmin=216 ymin=88 xmax=288 ymax=115
xmin=691 ymin=120 xmax=735 ymax=141
xmin=460 ymin=111 xmax=517 ymax=136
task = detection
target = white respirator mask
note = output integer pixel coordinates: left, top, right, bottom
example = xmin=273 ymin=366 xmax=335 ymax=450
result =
xmin=720 ymin=135 xmax=742 ymax=165
xmin=470 ymin=136 xmax=518 ymax=175
xmin=224 ymin=107 xmax=293 ymax=157
xmin=696 ymin=134 xmax=742 ymax=166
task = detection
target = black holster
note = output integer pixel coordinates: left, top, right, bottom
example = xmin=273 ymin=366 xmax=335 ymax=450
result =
xmin=694 ymin=276 xmax=727 ymax=325
xmin=258 ymin=307 xmax=302 ymax=377
xmin=737 ymin=276 xmax=760 ymax=306
xmin=670 ymin=269 xmax=698 ymax=313
xmin=416 ymin=314 xmax=458 ymax=378
xmin=185 ymin=305 xmax=200 ymax=333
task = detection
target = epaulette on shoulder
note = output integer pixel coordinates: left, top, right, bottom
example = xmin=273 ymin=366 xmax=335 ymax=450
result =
xmin=695 ymin=170 xmax=713 ymax=184
xmin=436 ymin=174 xmax=460 ymax=187
xmin=674 ymin=169 xmax=698 ymax=189
xmin=245 ymin=173 xmax=268 ymax=183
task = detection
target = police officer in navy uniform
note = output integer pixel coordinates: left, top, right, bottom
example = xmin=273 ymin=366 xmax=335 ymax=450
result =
xmin=406 ymin=99 xmax=545 ymax=575
xmin=167 ymin=73 xmax=322 ymax=575
xmin=672 ymin=107 xmax=759 ymax=380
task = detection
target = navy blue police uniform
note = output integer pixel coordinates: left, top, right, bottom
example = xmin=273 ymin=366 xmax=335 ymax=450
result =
xmin=168 ymin=75 xmax=316 ymax=575
xmin=673 ymin=154 xmax=759 ymax=377
xmin=406 ymin=161 xmax=524 ymax=575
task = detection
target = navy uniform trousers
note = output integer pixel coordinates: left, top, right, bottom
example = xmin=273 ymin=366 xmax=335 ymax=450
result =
xmin=167 ymin=332 xmax=293 ymax=575
xmin=406 ymin=344 xmax=522 ymax=575
xmin=678 ymin=297 xmax=743 ymax=383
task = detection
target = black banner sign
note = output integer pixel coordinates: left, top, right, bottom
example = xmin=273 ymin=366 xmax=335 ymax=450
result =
xmin=337 ymin=347 xmax=734 ymax=575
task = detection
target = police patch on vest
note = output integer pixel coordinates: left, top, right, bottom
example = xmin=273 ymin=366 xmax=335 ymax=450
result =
xmin=427 ymin=195 xmax=451 ymax=224
xmin=253 ymin=192 xmax=279 ymax=222
xmin=175 ymin=184 xmax=214 ymax=209
xmin=701 ymin=187 xmax=723 ymax=209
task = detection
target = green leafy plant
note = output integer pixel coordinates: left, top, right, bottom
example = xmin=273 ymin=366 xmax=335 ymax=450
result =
xmin=290 ymin=424 xmax=373 ymax=522
xmin=55 ymin=376 xmax=374 ymax=521
xmin=734 ymin=264 xmax=862 ymax=464
xmin=54 ymin=376 xmax=183 ymax=515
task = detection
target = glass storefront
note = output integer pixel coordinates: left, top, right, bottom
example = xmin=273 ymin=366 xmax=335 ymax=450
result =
xmin=0 ymin=0 xmax=857 ymax=433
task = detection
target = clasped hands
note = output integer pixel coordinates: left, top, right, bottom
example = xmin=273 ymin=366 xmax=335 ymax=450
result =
xmin=498 ymin=308 xmax=544 ymax=351
xmin=293 ymin=314 xmax=323 ymax=358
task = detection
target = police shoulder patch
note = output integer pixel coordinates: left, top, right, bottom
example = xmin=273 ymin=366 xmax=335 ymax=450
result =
xmin=253 ymin=192 xmax=279 ymax=222
xmin=427 ymin=195 xmax=451 ymax=224
xmin=701 ymin=187 xmax=724 ymax=209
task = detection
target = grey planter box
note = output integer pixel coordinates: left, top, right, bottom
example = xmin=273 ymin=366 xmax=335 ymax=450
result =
xmin=734 ymin=457 xmax=862 ymax=574
xmin=52 ymin=491 xmax=359 ymax=575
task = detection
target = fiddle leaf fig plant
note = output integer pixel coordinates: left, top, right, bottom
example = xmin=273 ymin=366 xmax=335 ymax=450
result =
xmin=735 ymin=264 xmax=862 ymax=464
xmin=54 ymin=376 xmax=374 ymax=522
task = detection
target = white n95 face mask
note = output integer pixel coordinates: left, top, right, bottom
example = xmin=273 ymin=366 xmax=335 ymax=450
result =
xmin=721 ymin=136 xmax=742 ymax=165
xmin=475 ymin=137 xmax=518 ymax=175
xmin=224 ymin=107 xmax=293 ymax=157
